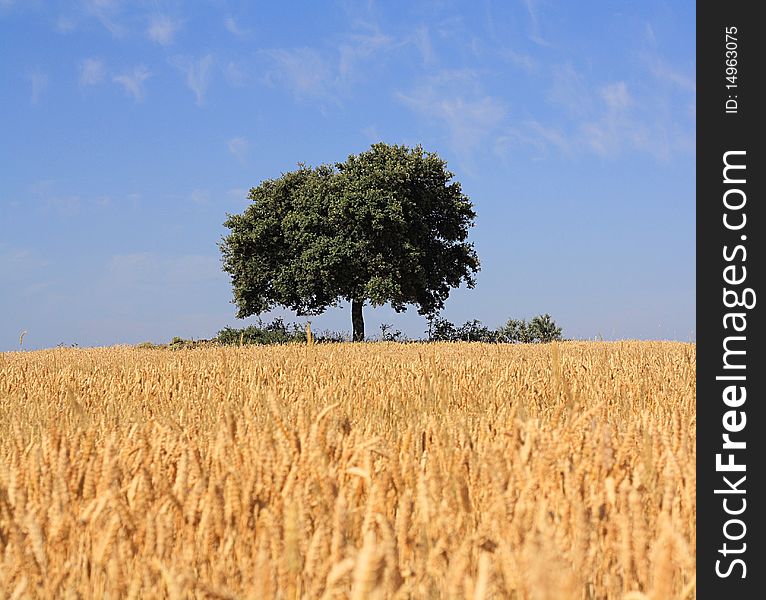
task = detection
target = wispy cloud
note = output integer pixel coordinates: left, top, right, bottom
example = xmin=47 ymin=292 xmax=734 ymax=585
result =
xmin=338 ymin=28 xmax=393 ymax=79
xmin=224 ymin=62 xmax=246 ymax=87
xmin=396 ymin=70 xmax=507 ymax=161
xmin=569 ymin=77 xmax=685 ymax=159
xmin=148 ymin=14 xmax=182 ymax=46
xmin=224 ymin=15 xmax=250 ymax=37
xmin=548 ymin=63 xmax=592 ymax=116
xmin=262 ymin=24 xmax=394 ymax=103
xmin=642 ymin=20 xmax=695 ymax=93
xmin=82 ymin=0 xmax=124 ymax=37
xmin=227 ymin=137 xmax=249 ymax=162
xmin=171 ymin=55 xmax=214 ymax=106
xmin=79 ymin=58 xmax=105 ymax=86
xmin=113 ymin=65 xmax=151 ymax=101
xmin=410 ymin=26 xmax=435 ymax=66
xmin=522 ymin=0 xmax=550 ymax=46
xmin=579 ymin=81 xmax=659 ymax=158
xmin=498 ymin=55 xmax=695 ymax=162
xmin=600 ymin=81 xmax=631 ymax=112
xmin=361 ymin=125 xmax=381 ymax=143
xmin=30 ymin=180 xmax=82 ymax=216
xmin=649 ymin=59 xmax=696 ymax=93
xmin=263 ymin=47 xmax=335 ymax=101
xmin=500 ymin=48 xmax=538 ymax=72
xmin=29 ymin=69 xmax=48 ymax=104
xmin=498 ymin=120 xmax=573 ymax=158
xmin=0 ymin=245 xmax=50 ymax=286
xmin=55 ymin=15 xmax=77 ymax=33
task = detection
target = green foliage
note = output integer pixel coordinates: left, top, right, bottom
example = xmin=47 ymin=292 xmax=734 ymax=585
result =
xmin=379 ymin=323 xmax=406 ymax=342
xmin=455 ymin=320 xmax=498 ymax=343
xmin=497 ymin=314 xmax=563 ymax=343
xmin=427 ymin=317 xmax=497 ymax=342
xmin=166 ymin=337 xmax=216 ymax=350
xmin=135 ymin=341 xmax=160 ymax=349
xmin=528 ymin=314 xmax=564 ymax=343
xmin=428 ymin=314 xmax=563 ymax=343
xmin=311 ymin=329 xmax=350 ymax=344
xmin=216 ymin=318 xmax=307 ymax=346
xmin=219 ymin=143 xmax=480 ymax=339
xmin=496 ymin=319 xmax=530 ymax=343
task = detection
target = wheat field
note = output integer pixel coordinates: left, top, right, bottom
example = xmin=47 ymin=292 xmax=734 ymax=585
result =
xmin=0 ymin=341 xmax=695 ymax=599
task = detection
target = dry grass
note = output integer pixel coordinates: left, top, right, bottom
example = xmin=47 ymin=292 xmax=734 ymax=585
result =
xmin=0 ymin=341 xmax=695 ymax=599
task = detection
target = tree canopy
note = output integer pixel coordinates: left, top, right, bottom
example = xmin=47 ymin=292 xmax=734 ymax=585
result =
xmin=220 ymin=143 xmax=480 ymax=340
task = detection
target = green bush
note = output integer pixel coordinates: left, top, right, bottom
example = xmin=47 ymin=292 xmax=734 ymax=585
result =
xmin=379 ymin=323 xmax=406 ymax=342
xmin=428 ymin=314 xmax=563 ymax=343
xmin=427 ymin=317 xmax=498 ymax=342
xmin=216 ymin=318 xmax=308 ymax=346
xmin=497 ymin=314 xmax=562 ymax=343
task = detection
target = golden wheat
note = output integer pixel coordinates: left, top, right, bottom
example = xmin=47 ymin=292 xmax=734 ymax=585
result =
xmin=0 ymin=341 xmax=695 ymax=599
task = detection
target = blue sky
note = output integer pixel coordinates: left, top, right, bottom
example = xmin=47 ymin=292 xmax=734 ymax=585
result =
xmin=0 ymin=1 xmax=695 ymax=350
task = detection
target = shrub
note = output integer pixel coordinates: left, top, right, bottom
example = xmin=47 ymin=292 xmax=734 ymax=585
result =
xmin=427 ymin=317 xmax=497 ymax=342
xmin=497 ymin=314 xmax=563 ymax=343
xmin=379 ymin=323 xmax=405 ymax=342
xmin=527 ymin=314 xmax=563 ymax=343
xmin=216 ymin=318 xmax=307 ymax=346
xmin=427 ymin=317 xmax=458 ymax=341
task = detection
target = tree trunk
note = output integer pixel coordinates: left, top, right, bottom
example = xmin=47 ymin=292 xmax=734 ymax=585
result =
xmin=351 ymin=299 xmax=365 ymax=342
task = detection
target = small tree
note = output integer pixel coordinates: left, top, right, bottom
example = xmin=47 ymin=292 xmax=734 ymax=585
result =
xmin=379 ymin=323 xmax=405 ymax=342
xmin=527 ymin=314 xmax=563 ymax=343
xmin=428 ymin=316 xmax=458 ymax=341
xmin=427 ymin=317 xmax=497 ymax=342
xmin=497 ymin=318 xmax=530 ymax=343
xmin=220 ymin=143 xmax=480 ymax=341
xmin=497 ymin=314 xmax=562 ymax=343
xmin=455 ymin=319 xmax=497 ymax=342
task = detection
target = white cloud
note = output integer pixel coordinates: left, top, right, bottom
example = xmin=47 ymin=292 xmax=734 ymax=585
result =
xmin=82 ymin=0 xmax=124 ymax=37
xmin=600 ymin=81 xmax=631 ymax=112
xmin=0 ymin=245 xmax=49 ymax=279
xmin=361 ymin=125 xmax=381 ymax=143
xmin=29 ymin=180 xmax=82 ymax=216
xmin=499 ymin=121 xmax=573 ymax=158
xmin=227 ymin=137 xmax=249 ymax=162
xmin=171 ymin=55 xmax=214 ymax=106
xmin=263 ymin=25 xmax=393 ymax=103
xmin=498 ymin=60 xmax=694 ymax=161
xmin=113 ymin=65 xmax=151 ymax=101
xmin=55 ymin=15 xmax=77 ymax=33
xmin=548 ymin=63 xmax=592 ymax=116
xmin=501 ymin=48 xmax=537 ymax=72
xmin=148 ymin=14 xmax=182 ymax=46
xmin=338 ymin=29 xmax=393 ymax=79
xmin=224 ymin=15 xmax=250 ymax=37
xmin=523 ymin=0 xmax=551 ymax=46
xmin=224 ymin=62 xmax=246 ymax=87
xmin=79 ymin=58 xmax=105 ymax=86
xmin=29 ymin=69 xmax=48 ymax=104
xmin=396 ymin=70 xmax=506 ymax=160
xmin=410 ymin=26 xmax=435 ymax=66
xmin=263 ymin=47 xmax=335 ymax=101
xmin=650 ymin=60 xmax=696 ymax=93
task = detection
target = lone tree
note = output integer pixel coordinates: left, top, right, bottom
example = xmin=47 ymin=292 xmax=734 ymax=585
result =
xmin=220 ymin=143 xmax=480 ymax=341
